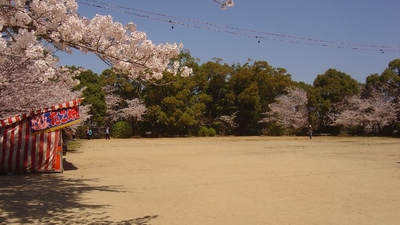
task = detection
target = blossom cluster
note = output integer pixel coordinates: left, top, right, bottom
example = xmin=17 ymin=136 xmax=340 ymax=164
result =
xmin=260 ymin=87 xmax=309 ymax=130
xmin=105 ymin=94 xmax=147 ymax=122
xmin=1 ymin=0 xmax=190 ymax=119
xmin=331 ymin=88 xmax=397 ymax=130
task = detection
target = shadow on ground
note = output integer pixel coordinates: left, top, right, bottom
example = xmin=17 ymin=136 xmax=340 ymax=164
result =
xmin=0 ymin=163 xmax=157 ymax=225
xmin=63 ymin=159 xmax=78 ymax=171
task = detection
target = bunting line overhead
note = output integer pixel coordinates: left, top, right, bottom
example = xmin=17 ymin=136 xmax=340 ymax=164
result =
xmin=78 ymin=0 xmax=400 ymax=52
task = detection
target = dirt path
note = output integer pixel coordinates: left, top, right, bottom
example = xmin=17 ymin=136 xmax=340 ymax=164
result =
xmin=2 ymin=136 xmax=400 ymax=224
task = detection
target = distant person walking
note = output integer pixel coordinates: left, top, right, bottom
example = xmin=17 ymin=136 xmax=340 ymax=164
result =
xmin=105 ymin=126 xmax=110 ymax=140
xmin=308 ymin=125 xmax=313 ymax=139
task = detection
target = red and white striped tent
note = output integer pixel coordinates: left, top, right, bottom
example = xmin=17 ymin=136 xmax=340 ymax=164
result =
xmin=0 ymin=99 xmax=82 ymax=174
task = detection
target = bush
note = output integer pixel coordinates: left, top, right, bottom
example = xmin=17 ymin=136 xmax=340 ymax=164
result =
xmin=76 ymin=125 xmax=88 ymax=139
xmin=198 ymin=126 xmax=217 ymax=137
xmin=261 ymin=124 xmax=284 ymax=136
xmin=198 ymin=126 xmax=208 ymax=137
xmin=208 ymin=127 xmax=216 ymax=137
xmin=111 ymin=121 xmax=133 ymax=138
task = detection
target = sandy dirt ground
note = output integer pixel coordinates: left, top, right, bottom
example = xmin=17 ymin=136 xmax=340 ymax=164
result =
xmin=1 ymin=136 xmax=400 ymax=225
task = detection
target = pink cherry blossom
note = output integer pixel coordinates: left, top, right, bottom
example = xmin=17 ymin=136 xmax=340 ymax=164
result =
xmin=1 ymin=0 xmax=189 ymax=119
xmin=260 ymin=87 xmax=309 ymax=132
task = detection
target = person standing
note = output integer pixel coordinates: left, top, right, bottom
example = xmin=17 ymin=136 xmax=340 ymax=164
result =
xmin=105 ymin=126 xmax=110 ymax=140
xmin=87 ymin=128 xmax=93 ymax=140
xmin=308 ymin=125 xmax=313 ymax=139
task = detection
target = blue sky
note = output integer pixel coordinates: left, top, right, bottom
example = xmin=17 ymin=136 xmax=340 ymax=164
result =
xmin=57 ymin=0 xmax=400 ymax=84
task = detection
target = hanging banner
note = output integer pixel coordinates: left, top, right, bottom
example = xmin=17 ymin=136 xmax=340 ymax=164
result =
xmin=30 ymin=106 xmax=80 ymax=132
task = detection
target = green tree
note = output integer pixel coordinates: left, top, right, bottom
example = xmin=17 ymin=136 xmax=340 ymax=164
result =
xmin=364 ymin=59 xmax=400 ymax=135
xmin=142 ymin=50 xmax=211 ymax=136
xmin=366 ymin=59 xmax=400 ymax=100
xmin=310 ymin=68 xmax=360 ymax=132
xmin=74 ymin=69 xmax=106 ymax=126
xmin=198 ymin=59 xmax=235 ymax=121
xmin=236 ymin=83 xmax=262 ymax=135
xmin=228 ymin=60 xmax=292 ymax=135
xmin=111 ymin=121 xmax=133 ymax=138
xmin=100 ymin=69 xmax=143 ymax=99
xmin=388 ymin=59 xmax=400 ymax=76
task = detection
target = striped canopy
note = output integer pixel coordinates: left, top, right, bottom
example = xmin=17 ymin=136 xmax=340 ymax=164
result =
xmin=0 ymin=99 xmax=82 ymax=173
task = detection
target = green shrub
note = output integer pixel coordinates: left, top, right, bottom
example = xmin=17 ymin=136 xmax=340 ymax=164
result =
xmin=208 ymin=127 xmax=216 ymax=137
xmin=261 ymin=124 xmax=284 ymax=136
xmin=111 ymin=121 xmax=133 ymax=138
xmin=76 ymin=125 xmax=88 ymax=139
xmin=199 ymin=126 xmax=208 ymax=137
xmin=198 ymin=126 xmax=208 ymax=137
xmin=198 ymin=126 xmax=216 ymax=137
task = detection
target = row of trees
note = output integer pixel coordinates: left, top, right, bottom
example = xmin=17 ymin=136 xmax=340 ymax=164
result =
xmin=2 ymin=0 xmax=398 ymax=138
xmin=75 ymin=51 xmax=400 ymax=137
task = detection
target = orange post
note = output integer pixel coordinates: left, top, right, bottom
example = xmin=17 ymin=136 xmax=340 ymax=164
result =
xmin=54 ymin=145 xmax=62 ymax=172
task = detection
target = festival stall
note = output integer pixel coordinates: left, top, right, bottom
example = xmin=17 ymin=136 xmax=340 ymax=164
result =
xmin=0 ymin=99 xmax=82 ymax=174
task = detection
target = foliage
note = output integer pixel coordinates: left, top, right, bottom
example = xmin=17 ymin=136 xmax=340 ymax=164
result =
xmin=215 ymin=112 xmax=238 ymax=136
xmin=261 ymin=123 xmax=285 ymax=136
xmin=310 ymin=69 xmax=360 ymax=129
xmin=208 ymin=127 xmax=217 ymax=136
xmin=199 ymin=60 xmax=235 ymax=119
xmin=111 ymin=121 xmax=133 ymax=138
xmin=331 ymin=86 xmax=397 ymax=135
xmin=75 ymin=125 xmax=89 ymax=139
xmin=74 ymin=70 xmax=106 ymax=125
xmin=142 ymin=51 xmax=209 ymax=136
xmin=142 ymin=56 xmax=400 ymax=137
xmin=105 ymin=94 xmax=146 ymax=123
xmin=0 ymin=0 xmax=189 ymax=119
xmin=3 ymin=1 xmax=400 ymax=138
xmin=260 ymin=87 xmax=308 ymax=135
xmin=229 ymin=60 xmax=292 ymax=135
xmin=198 ymin=126 xmax=216 ymax=137
xmin=63 ymin=57 xmax=400 ymax=137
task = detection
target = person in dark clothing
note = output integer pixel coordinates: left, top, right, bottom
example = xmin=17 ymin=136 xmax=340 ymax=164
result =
xmin=308 ymin=125 xmax=313 ymax=139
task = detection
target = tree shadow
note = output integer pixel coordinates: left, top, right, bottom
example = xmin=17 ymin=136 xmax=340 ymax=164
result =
xmin=0 ymin=174 xmax=158 ymax=224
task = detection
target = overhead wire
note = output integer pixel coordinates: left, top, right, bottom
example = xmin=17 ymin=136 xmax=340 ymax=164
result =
xmin=77 ymin=0 xmax=400 ymax=53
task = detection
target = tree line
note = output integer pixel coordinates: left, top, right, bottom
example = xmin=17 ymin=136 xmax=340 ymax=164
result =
xmin=74 ymin=50 xmax=400 ymax=138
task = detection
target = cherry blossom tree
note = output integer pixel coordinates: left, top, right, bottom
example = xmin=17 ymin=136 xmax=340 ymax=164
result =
xmin=0 ymin=0 xmax=189 ymax=119
xmin=216 ymin=111 xmax=238 ymax=135
xmin=260 ymin=87 xmax=309 ymax=135
xmin=105 ymin=94 xmax=146 ymax=123
xmin=331 ymin=88 xmax=398 ymax=134
xmin=0 ymin=63 xmax=83 ymax=119
xmin=105 ymin=89 xmax=146 ymax=136
xmin=329 ymin=95 xmax=368 ymax=130
xmin=367 ymin=90 xmax=397 ymax=133
xmin=76 ymin=104 xmax=93 ymax=124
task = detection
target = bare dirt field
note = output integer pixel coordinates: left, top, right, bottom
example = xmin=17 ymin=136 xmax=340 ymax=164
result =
xmin=1 ymin=136 xmax=400 ymax=225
